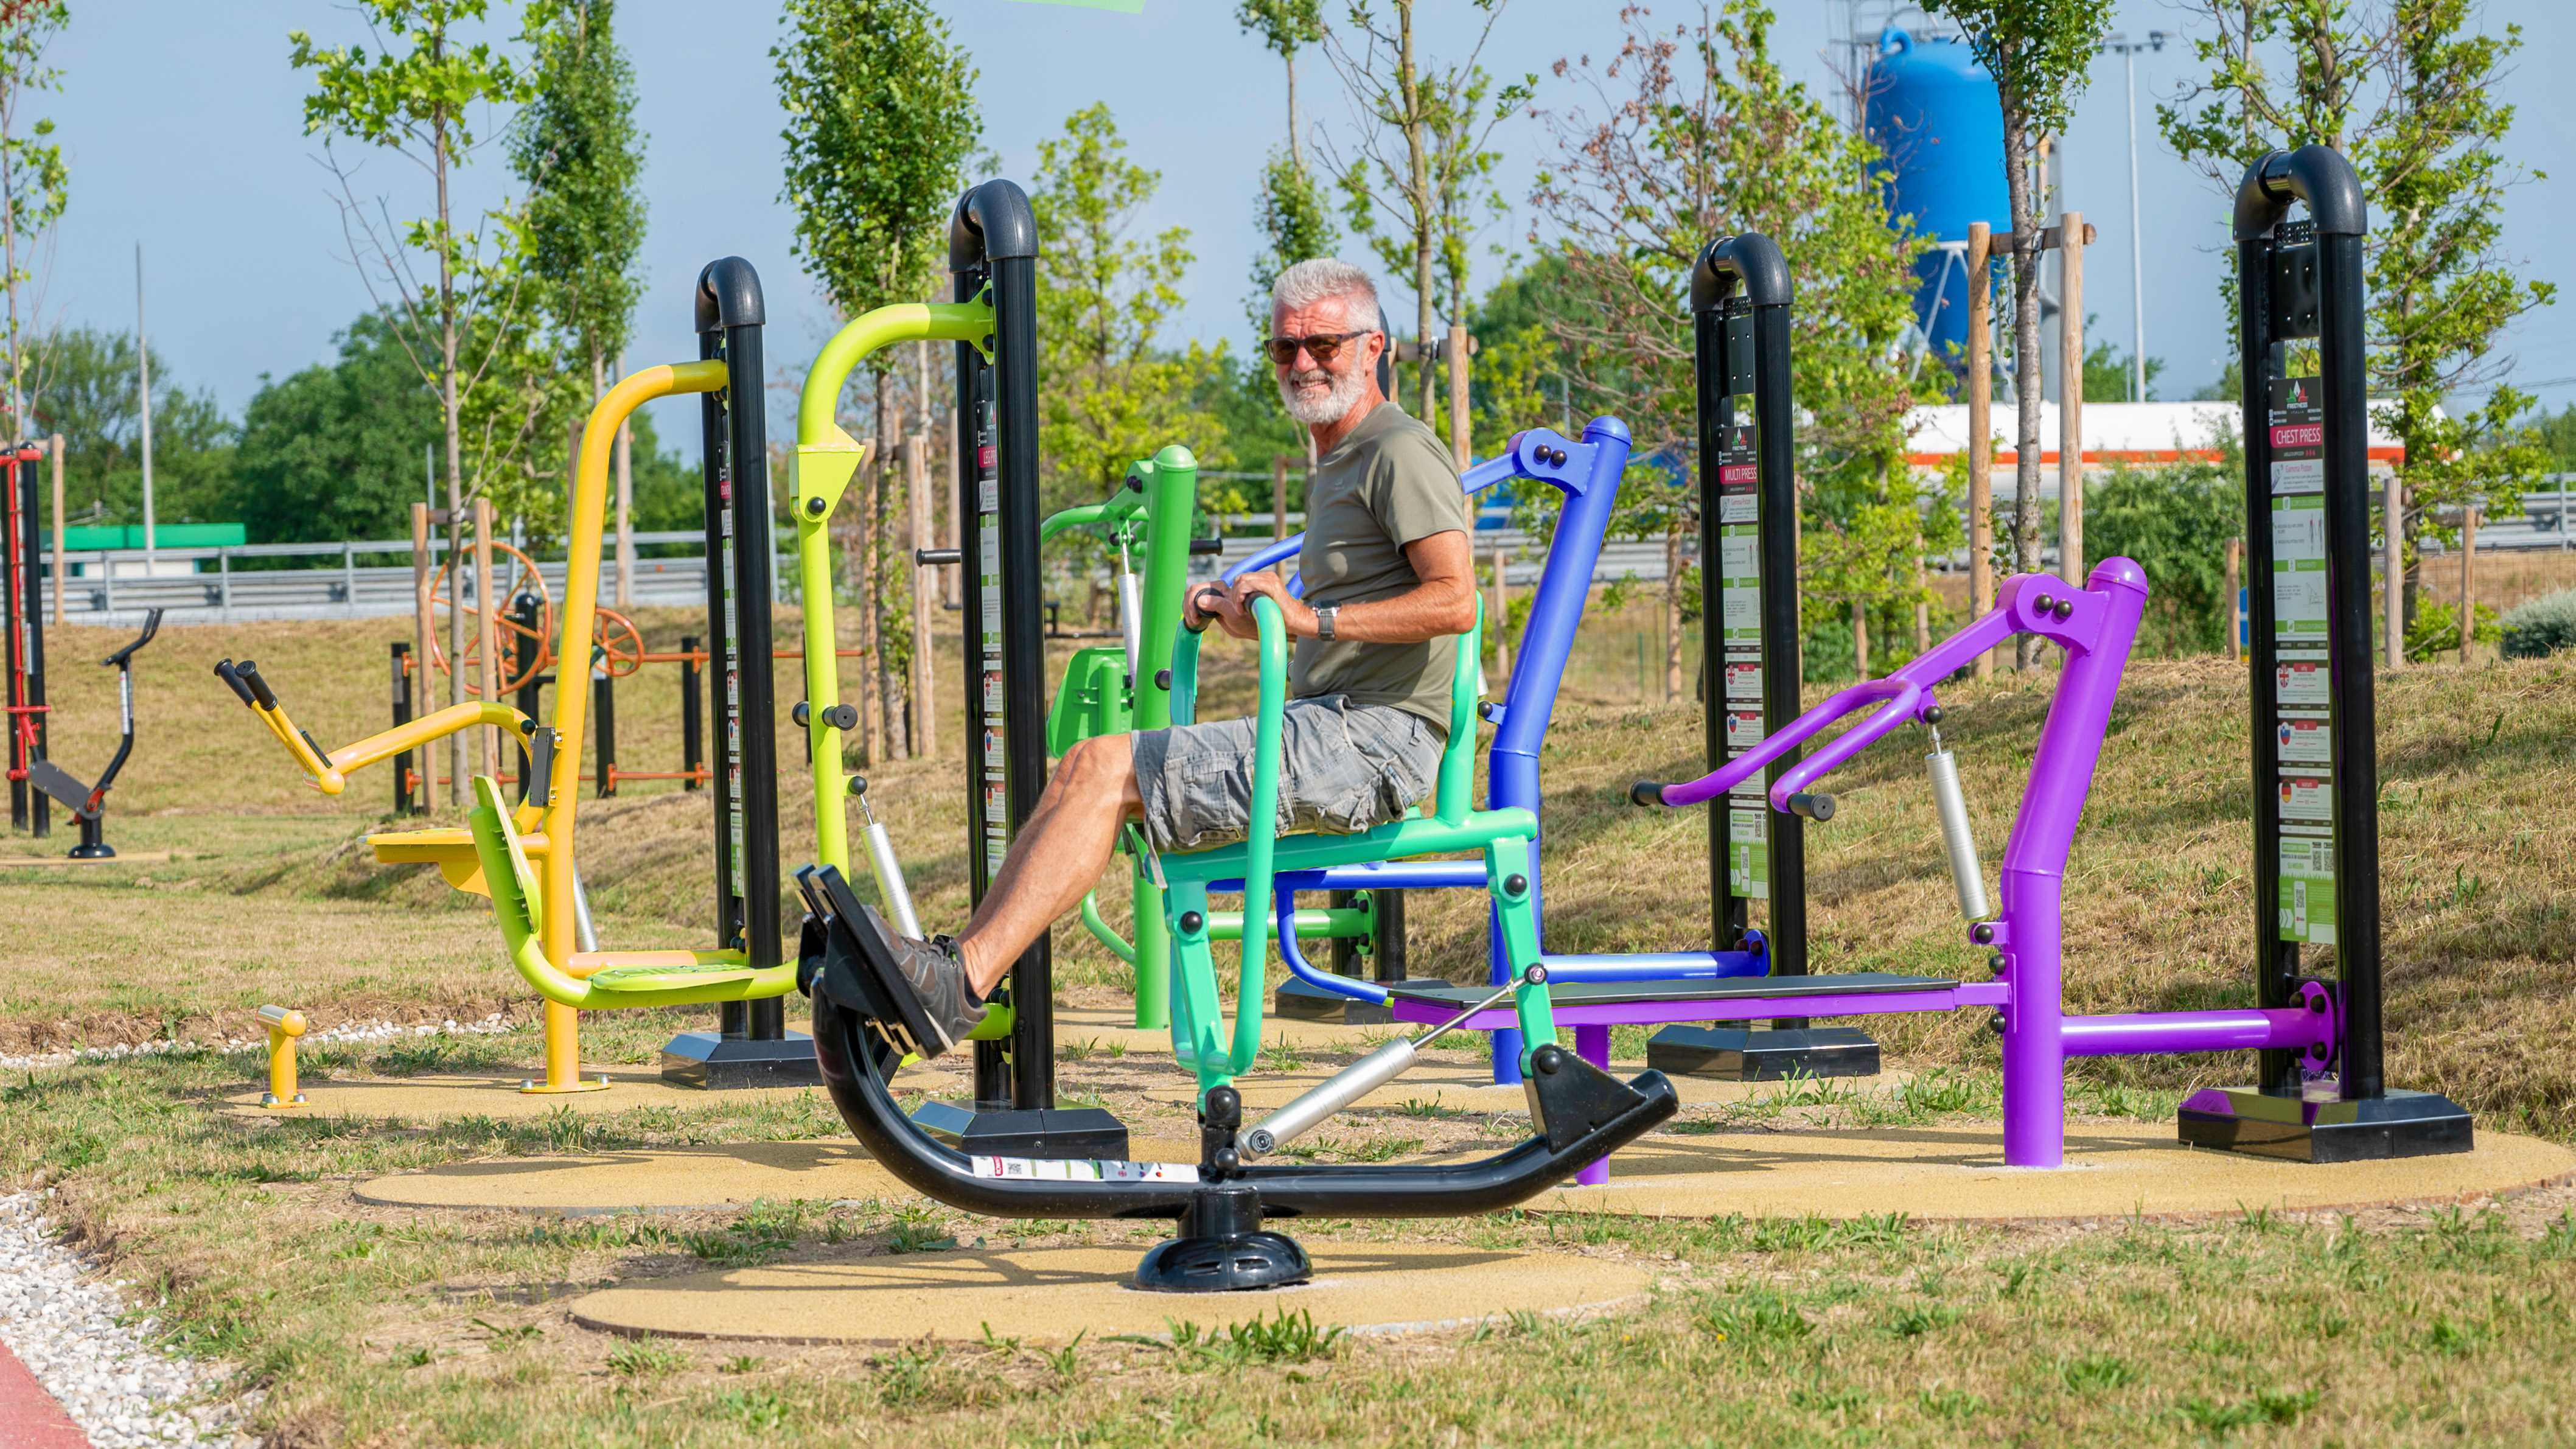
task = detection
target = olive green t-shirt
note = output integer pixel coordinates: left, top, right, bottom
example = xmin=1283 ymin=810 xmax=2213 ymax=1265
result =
xmin=1289 ymin=402 xmax=1470 ymax=735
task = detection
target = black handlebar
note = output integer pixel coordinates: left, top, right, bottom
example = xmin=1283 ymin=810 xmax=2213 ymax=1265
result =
xmin=1627 ymin=780 xmax=1666 ymax=808
xmin=105 ymin=609 xmax=163 ymax=667
xmin=215 ymin=658 xmax=278 ymax=711
xmin=913 ymin=548 xmax=962 ymax=567
xmin=1189 ymin=537 xmax=1224 ymax=556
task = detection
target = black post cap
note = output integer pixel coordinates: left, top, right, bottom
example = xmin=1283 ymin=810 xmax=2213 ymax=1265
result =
xmin=2233 ymin=144 xmax=2367 ymax=240
xmin=949 ymin=179 xmax=1039 ymax=270
xmin=694 ymin=257 xmax=765 ymax=332
xmin=1690 ymin=232 xmax=1792 ymax=312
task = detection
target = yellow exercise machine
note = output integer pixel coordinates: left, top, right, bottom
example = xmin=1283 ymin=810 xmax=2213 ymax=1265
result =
xmin=218 ymin=259 xmax=1005 ymax=1092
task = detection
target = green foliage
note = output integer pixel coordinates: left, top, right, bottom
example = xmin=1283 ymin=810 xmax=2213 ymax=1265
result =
xmin=1028 ymin=103 xmax=1209 ymax=512
xmin=2404 ymin=599 xmax=2498 ymax=664
xmin=2499 ymin=587 xmax=2576 ymax=660
xmin=2533 ymin=402 xmax=2576 ymax=471
xmin=2157 ymin=0 xmax=2555 ymax=626
xmin=0 ymin=2 xmax=71 ymax=434
xmin=1248 ymin=148 xmax=1339 ymax=336
xmin=775 ymin=0 xmax=979 ymax=333
xmin=2083 ymin=459 xmax=2244 ymax=655
xmin=509 ymin=0 xmax=646 ymax=386
xmin=225 ymin=312 xmax=694 ymax=545
xmin=2079 ymin=317 xmax=2163 ymax=402
xmin=1920 ymin=0 xmax=2115 ymax=141
xmin=1151 ymin=1308 xmax=1345 ymax=1369
xmin=30 ymin=328 xmax=238 ymax=530
xmin=604 ymin=1337 xmax=687 ymax=1376
xmin=1527 ymin=2 xmax=1933 ymax=632
xmin=1324 ymin=1 xmax=1529 ymax=413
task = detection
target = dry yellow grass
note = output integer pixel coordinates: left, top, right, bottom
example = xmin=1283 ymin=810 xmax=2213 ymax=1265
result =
xmin=10 ymin=610 xmax=2574 ymax=1132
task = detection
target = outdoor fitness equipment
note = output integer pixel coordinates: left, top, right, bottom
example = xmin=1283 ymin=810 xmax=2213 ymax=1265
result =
xmin=1207 ymin=236 xmax=1868 ymax=1089
xmin=217 ymin=259 xmax=976 ymax=1092
xmin=2171 ymin=144 xmax=2472 ymax=1158
xmin=795 ymin=582 xmax=1678 ymax=1290
xmin=5 ymin=442 xmax=49 ymax=838
xmin=1387 ymin=161 xmax=2472 ymax=1167
xmin=29 ymin=608 xmax=162 ymax=859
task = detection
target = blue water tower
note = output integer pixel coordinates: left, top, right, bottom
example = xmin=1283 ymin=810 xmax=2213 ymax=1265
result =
xmin=1863 ymin=27 xmax=2009 ymax=368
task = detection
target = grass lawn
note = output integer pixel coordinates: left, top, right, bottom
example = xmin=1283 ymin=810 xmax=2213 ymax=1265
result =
xmin=3 ymin=610 xmax=2574 ymax=1445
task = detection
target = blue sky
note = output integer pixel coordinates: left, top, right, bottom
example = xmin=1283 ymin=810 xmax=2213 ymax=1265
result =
xmin=32 ymin=1 xmax=2576 ymax=453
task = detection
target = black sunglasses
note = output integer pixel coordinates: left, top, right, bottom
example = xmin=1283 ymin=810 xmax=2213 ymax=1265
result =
xmin=1263 ymin=330 xmax=1377 ymax=366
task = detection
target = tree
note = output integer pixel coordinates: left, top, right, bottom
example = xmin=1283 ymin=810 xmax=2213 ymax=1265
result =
xmin=231 ymin=314 xmax=445 ymax=546
xmin=510 ymin=0 xmax=643 ymax=396
xmin=1529 ymin=2 xmax=1936 ymax=690
xmin=2158 ymin=0 xmax=2553 ymax=635
xmin=0 ymin=1 xmax=68 ymax=438
xmin=291 ymin=0 xmax=537 ymax=803
xmin=1029 ymin=104 xmax=1204 ymax=516
xmin=1324 ymin=0 xmax=1527 ymax=416
xmin=775 ymin=0 xmax=979 ymax=764
xmin=1921 ymin=0 xmax=2116 ymax=667
xmin=32 ymin=327 xmax=236 ymax=531
xmin=1238 ymin=2 xmax=1337 ymax=337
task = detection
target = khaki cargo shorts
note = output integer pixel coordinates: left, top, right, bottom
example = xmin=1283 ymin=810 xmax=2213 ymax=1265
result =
xmin=1129 ymin=694 xmax=1443 ymax=855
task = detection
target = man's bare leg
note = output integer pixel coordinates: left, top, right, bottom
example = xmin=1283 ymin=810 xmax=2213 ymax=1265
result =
xmin=954 ymin=733 xmax=1142 ymax=997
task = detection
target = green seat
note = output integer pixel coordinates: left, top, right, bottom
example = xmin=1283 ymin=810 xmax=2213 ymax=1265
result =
xmin=1154 ymin=597 xmax=1558 ymax=1095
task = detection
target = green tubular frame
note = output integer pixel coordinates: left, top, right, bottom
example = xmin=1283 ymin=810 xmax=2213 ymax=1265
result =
xmin=1153 ymin=594 xmax=1559 ymax=1097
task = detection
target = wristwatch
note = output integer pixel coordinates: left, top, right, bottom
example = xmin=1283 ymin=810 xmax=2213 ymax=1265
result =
xmin=1314 ymin=602 xmax=1339 ymax=641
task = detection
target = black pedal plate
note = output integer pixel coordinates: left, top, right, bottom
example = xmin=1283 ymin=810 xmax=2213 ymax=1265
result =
xmin=2177 ymin=1086 xmax=2473 ymax=1162
xmin=912 ymin=1102 xmax=1131 ymax=1161
xmin=1646 ymin=1025 xmax=1882 ymax=1081
xmin=1272 ymin=977 xmax=1454 ymax=1025
xmin=660 ymin=1031 xmax=823 ymax=1089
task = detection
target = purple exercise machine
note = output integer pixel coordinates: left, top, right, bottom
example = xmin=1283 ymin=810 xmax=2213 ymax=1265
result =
xmin=1389 ymin=150 xmax=2473 ymax=1170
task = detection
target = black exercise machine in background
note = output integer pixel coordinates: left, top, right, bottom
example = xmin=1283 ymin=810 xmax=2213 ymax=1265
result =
xmin=30 ymin=608 xmax=162 ymax=859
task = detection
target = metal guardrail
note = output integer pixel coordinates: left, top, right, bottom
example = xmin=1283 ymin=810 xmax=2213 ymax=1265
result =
xmin=43 ymin=484 xmax=2570 ymax=631
xmin=38 ymin=531 xmax=729 ymax=629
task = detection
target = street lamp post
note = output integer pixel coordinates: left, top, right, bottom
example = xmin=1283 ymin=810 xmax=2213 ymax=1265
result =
xmin=2099 ymin=31 xmax=2168 ymax=403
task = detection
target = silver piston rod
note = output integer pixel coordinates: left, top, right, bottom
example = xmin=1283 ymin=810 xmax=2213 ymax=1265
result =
xmin=1240 ymin=973 xmax=1528 ymax=1159
xmin=1925 ymin=723 xmax=1990 ymax=921
xmin=850 ymin=777 xmax=923 ymax=939
xmin=1116 ymin=531 xmax=1143 ymax=681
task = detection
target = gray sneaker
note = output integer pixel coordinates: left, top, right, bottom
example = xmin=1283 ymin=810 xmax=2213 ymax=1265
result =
xmin=855 ymin=906 xmax=986 ymax=1057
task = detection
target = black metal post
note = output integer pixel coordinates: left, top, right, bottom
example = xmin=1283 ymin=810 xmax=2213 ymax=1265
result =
xmin=909 ymin=180 xmax=1123 ymax=1158
xmin=2177 ymin=145 xmax=2468 ymax=1160
xmin=391 ymin=642 xmax=415 ymax=817
xmin=512 ymin=593 xmax=543 ymax=797
xmin=593 ymin=668 xmax=618 ymax=798
xmin=659 ymin=259 xmax=813 ymax=1088
xmin=680 ymin=634 xmax=703 ymax=790
xmin=1653 ymin=235 xmax=1877 ymax=1081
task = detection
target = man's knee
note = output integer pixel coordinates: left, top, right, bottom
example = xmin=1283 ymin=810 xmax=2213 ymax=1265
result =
xmin=1057 ymin=733 xmax=1140 ymax=806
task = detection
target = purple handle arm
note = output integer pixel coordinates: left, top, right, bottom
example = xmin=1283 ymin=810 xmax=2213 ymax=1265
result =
xmin=1639 ymin=597 xmax=2027 ymax=811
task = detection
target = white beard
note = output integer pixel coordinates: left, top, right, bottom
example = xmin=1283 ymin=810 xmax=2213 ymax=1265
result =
xmin=1279 ymin=361 xmax=1367 ymax=425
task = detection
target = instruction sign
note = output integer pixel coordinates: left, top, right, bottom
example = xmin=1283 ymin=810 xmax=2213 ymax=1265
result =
xmin=1716 ymin=362 xmax=1766 ymax=900
xmin=2269 ymin=375 xmax=2336 ymax=944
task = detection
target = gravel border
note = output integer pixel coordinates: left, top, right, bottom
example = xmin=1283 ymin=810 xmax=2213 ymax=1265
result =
xmin=0 ymin=1013 xmax=519 ymax=1073
xmin=0 ymin=1193 xmax=258 ymax=1448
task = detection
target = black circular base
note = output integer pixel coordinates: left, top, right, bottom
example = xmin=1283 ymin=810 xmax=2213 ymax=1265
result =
xmin=66 ymin=843 xmax=115 ymax=859
xmin=1133 ymin=1231 xmax=1311 ymax=1293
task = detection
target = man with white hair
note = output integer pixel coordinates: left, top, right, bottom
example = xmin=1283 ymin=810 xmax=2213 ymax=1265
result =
xmin=854 ymin=257 xmax=1475 ymax=1051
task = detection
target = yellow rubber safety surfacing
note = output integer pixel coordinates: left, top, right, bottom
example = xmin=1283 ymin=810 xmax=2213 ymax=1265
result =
xmin=563 ymin=1244 xmax=1653 ymax=1346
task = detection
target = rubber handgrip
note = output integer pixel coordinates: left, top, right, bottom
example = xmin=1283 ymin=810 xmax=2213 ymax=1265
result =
xmin=214 ymin=660 xmax=257 ymax=708
xmin=1628 ymin=780 xmax=1667 ymax=808
xmin=1189 ymin=537 xmax=1224 ymax=555
xmin=1787 ymin=792 xmax=1836 ymax=821
xmin=237 ymin=661 xmax=280 ymax=710
xmin=913 ymin=548 xmax=962 ymax=566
